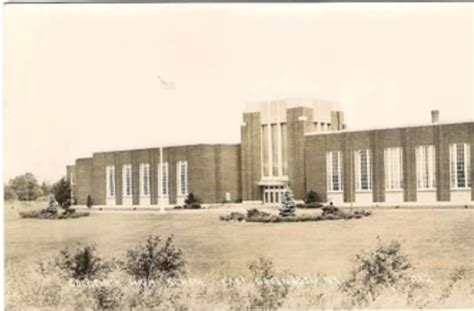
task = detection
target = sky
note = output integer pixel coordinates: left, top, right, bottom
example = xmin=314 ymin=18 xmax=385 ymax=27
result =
xmin=4 ymin=3 xmax=474 ymax=183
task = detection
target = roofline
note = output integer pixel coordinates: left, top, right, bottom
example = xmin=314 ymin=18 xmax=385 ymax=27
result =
xmin=92 ymin=143 xmax=241 ymax=156
xmin=304 ymin=119 xmax=474 ymax=137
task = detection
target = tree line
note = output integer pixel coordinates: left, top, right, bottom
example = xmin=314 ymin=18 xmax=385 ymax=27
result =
xmin=4 ymin=172 xmax=70 ymax=203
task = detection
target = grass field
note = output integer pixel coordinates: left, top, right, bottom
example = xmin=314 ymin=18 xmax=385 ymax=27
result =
xmin=5 ymin=201 xmax=474 ymax=282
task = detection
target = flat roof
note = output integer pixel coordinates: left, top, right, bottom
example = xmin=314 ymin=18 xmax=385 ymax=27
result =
xmin=304 ymin=119 xmax=474 ymax=137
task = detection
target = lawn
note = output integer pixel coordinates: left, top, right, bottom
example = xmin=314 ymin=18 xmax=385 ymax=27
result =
xmin=5 ymin=201 xmax=474 ymax=282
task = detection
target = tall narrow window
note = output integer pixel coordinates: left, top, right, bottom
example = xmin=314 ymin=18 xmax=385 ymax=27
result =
xmin=355 ymin=149 xmax=372 ymax=191
xmin=106 ymin=165 xmax=115 ymax=197
xmin=281 ymin=123 xmax=288 ymax=176
xmin=122 ymin=164 xmax=132 ymax=197
xmin=261 ymin=125 xmax=269 ymax=177
xmin=327 ymin=151 xmax=343 ymax=192
xmin=139 ymin=163 xmax=150 ymax=196
xmin=158 ymin=162 xmax=169 ymax=197
xmin=177 ymin=161 xmax=188 ymax=196
xmin=450 ymin=143 xmax=471 ymax=189
xmin=384 ymin=147 xmax=403 ymax=190
xmin=416 ymin=145 xmax=436 ymax=190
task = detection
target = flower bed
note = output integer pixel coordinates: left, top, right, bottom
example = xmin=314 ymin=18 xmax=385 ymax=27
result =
xmin=220 ymin=208 xmax=371 ymax=223
xmin=19 ymin=208 xmax=90 ymax=220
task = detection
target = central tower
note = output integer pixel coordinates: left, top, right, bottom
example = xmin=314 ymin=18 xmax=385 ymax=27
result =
xmin=240 ymin=98 xmax=345 ymax=204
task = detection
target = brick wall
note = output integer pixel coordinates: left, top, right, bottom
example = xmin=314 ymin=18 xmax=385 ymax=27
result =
xmin=304 ymin=121 xmax=474 ymax=204
xmin=73 ymin=144 xmax=241 ymax=206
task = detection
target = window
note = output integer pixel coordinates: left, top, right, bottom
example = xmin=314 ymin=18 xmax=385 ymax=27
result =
xmin=326 ymin=151 xmax=343 ymax=192
xmin=158 ymin=162 xmax=169 ymax=197
xmin=384 ymin=147 xmax=403 ymax=190
xmin=416 ymin=145 xmax=436 ymax=190
xmin=122 ymin=164 xmax=132 ymax=197
xmin=106 ymin=165 xmax=115 ymax=197
xmin=355 ymin=149 xmax=372 ymax=191
xmin=177 ymin=161 xmax=188 ymax=196
xmin=450 ymin=143 xmax=471 ymax=189
xmin=139 ymin=163 xmax=150 ymax=196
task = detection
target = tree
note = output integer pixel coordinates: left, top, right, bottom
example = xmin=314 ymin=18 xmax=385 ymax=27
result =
xmin=53 ymin=178 xmax=71 ymax=208
xmin=4 ymin=184 xmax=17 ymax=201
xmin=40 ymin=181 xmax=53 ymax=196
xmin=279 ymin=189 xmax=296 ymax=217
xmin=8 ymin=173 xmax=42 ymax=201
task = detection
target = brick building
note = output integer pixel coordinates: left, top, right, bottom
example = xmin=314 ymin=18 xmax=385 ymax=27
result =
xmin=67 ymin=99 xmax=473 ymax=206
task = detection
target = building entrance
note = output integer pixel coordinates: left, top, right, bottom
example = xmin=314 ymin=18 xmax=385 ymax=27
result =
xmin=263 ymin=186 xmax=285 ymax=204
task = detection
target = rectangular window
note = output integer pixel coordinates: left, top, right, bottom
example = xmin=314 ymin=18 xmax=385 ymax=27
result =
xmin=384 ymin=147 xmax=403 ymax=190
xmin=326 ymin=151 xmax=343 ymax=192
xmin=450 ymin=143 xmax=471 ymax=189
xmin=271 ymin=124 xmax=279 ymax=176
xmin=139 ymin=163 xmax=150 ymax=196
xmin=122 ymin=164 xmax=132 ymax=197
xmin=158 ymin=162 xmax=169 ymax=197
xmin=177 ymin=161 xmax=188 ymax=196
xmin=261 ymin=125 xmax=269 ymax=177
xmin=355 ymin=149 xmax=372 ymax=191
xmin=416 ymin=145 xmax=436 ymax=190
xmin=106 ymin=165 xmax=115 ymax=197
xmin=281 ymin=123 xmax=288 ymax=176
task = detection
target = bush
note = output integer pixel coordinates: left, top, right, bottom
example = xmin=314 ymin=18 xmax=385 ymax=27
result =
xmin=219 ymin=211 xmax=246 ymax=222
xmin=52 ymin=244 xmax=114 ymax=281
xmin=124 ymin=235 xmax=186 ymax=286
xmin=184 ymin=193 xmax=201 ymax=209
xmin=340 ymin=239 xmax=412 ymax=306
xmin=299 ymin=202 xmax=323 ymax=209
xmin=304 ymin=190 xmax=320 ymax=204
xmin=247 ymin=257 xmax=291 ymax=309
xmin=86 ymin=195 xmax=93 ymax=209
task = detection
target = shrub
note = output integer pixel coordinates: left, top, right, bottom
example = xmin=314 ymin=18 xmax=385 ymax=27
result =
xmin=219 ymin=211 xmax=246 ymax=222
xmin=234 ymin=197 xmax=243 ymax=203
xmin=124 ymin=235 xmax=186 ymax=286
xmin=304 ymin=190 xmax=320 ymax=204
xmin=247 ymin=257 xmax=291 ymax=309
xmin=52 ymin=244 xmax=114 ymax=281
xmin=86 ymin=195 xmax=93 ymax=209
xmin=340 ymin=239 xmax=412 ymax=306
xmin=184 ymin=193 xmax=201 ymax=209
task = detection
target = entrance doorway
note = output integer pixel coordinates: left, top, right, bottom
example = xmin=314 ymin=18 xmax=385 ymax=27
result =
xmin=263 ymin=186 xmax=285 ymax=204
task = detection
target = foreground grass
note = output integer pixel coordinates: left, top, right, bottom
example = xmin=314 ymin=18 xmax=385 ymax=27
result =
xmin=6 ymin=201 xmax=474 ymax=280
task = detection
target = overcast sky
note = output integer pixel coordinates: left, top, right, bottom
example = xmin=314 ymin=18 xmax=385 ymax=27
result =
xmin=4 ymin=3 xmax=474 ymax=183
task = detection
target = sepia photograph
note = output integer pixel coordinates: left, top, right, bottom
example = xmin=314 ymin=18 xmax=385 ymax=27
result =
xmin=3 ymin=2 xmax=474 ymax=309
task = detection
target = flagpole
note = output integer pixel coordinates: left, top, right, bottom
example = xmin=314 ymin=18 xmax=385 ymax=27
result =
xmin=157 ymin=74 xmax=174 ymax=214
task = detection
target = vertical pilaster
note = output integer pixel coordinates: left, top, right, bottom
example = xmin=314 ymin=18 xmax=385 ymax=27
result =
xmin=435 ymin=125 xmax=450 ymax=201
xmin=402 ymin=128 xmax=417 ymax=202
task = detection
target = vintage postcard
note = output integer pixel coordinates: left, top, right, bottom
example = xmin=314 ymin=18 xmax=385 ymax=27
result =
xmin=4 ymin=2 xmax=474 ymax=309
